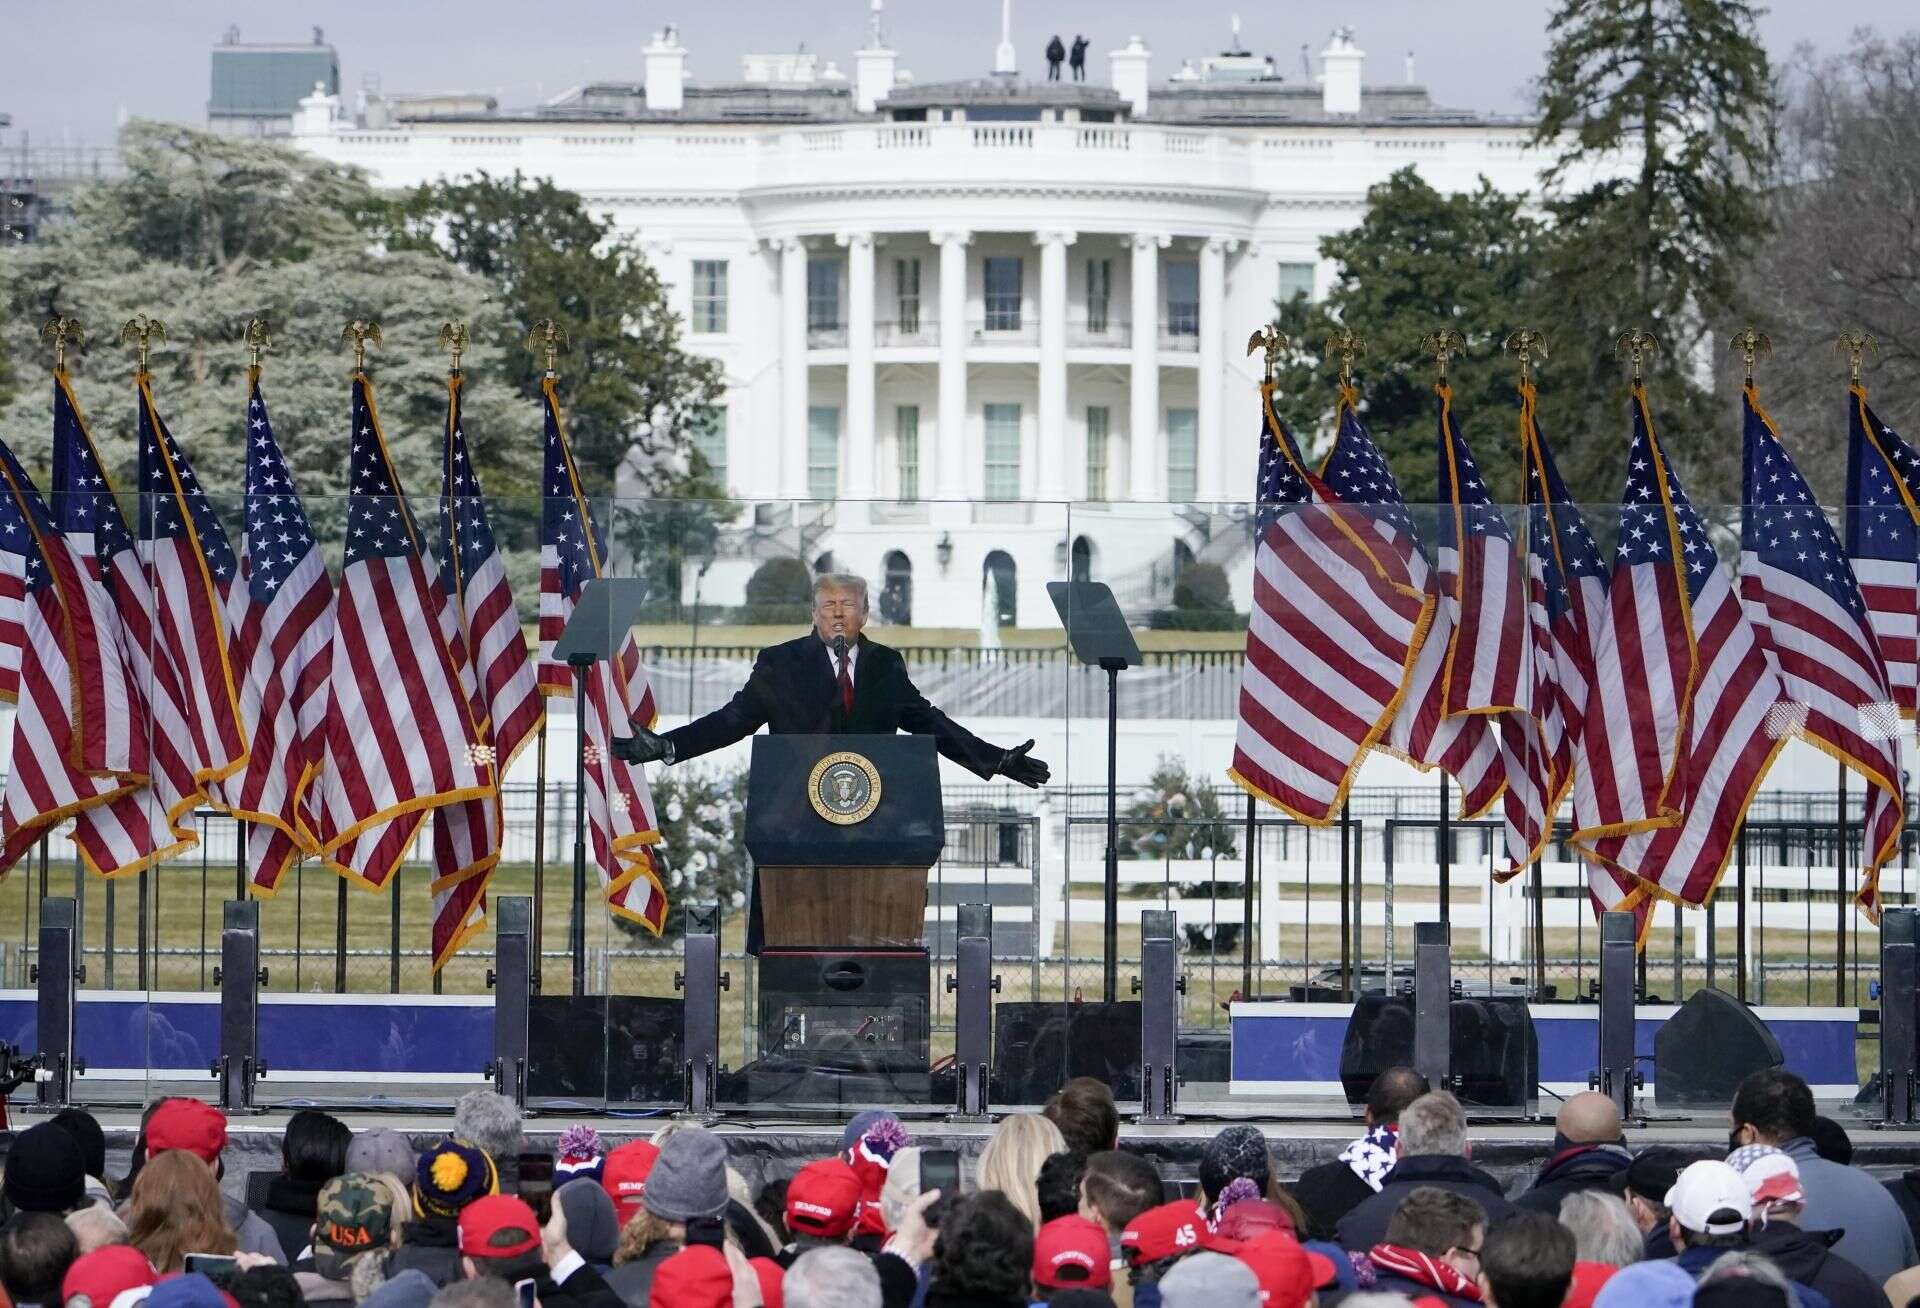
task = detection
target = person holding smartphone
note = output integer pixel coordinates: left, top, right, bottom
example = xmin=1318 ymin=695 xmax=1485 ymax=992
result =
xmin=455 ymin=1195 xmax=621 ymax=1308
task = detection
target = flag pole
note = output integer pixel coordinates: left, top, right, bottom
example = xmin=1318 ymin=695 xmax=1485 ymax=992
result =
xmin=232 ymin=318 xmax=275 ymax=899
xmin=1240 ymin=324 xmax=1286 ymax=1002
xmin=1420 ymin=329 xmax=1465 ymax=929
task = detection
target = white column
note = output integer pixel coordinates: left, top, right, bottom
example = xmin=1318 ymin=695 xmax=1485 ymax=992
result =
xmin=932 ymin=230 xmax=971 ymax=500
xmin=1128 ymin=233 xmax=1165 ymax=501
xmin=1196 ymin=237 xmax=1228 ymax=503
xmin=842 ymin=231 xmax=877 ymax=499
xmin=1035 ymin=230 xmax=1076 ymax=502
xmin=779 ymin=237 xmax=810 ymax=499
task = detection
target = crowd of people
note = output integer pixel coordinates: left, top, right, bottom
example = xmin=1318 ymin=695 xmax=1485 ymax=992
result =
xmin=0 ymin=1066 xmax=1915 ymax=1308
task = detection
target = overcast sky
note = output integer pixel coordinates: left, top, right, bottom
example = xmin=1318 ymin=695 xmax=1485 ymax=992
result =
xmin=1 ymin=2 xmax=1911 ymax=146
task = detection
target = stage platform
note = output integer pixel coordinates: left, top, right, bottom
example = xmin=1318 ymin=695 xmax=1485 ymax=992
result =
xmin=16 ymin=1095 xmax=1920 ymax=1201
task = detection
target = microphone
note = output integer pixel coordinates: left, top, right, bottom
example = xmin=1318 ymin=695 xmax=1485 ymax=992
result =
xmin=832 ymin=634 xmax=848 ymax=659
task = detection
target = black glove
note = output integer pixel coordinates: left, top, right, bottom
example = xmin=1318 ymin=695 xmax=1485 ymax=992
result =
xmin=610 ymin=724 xmax=673 ymax=765
xmin=999 ymin=739 xmax=1050 ymax=788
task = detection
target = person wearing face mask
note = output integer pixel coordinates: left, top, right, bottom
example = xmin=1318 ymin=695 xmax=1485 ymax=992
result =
xmin=611 ymin=572 xmax=1050 ymax=953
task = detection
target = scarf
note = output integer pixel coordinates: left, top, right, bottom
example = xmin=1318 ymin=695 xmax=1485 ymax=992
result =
xmin=1365 ymin=1242 xmax=1483 ymax=1302
xmin=1338 ymin=1124 xmax=1399 ymax=1193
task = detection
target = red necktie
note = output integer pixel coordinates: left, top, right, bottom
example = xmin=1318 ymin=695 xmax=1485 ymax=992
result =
xmin=837 ymin=651 xmax=854 ymax=716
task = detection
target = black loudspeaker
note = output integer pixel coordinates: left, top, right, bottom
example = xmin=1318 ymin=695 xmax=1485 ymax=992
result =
xmin=1339 ymin=995 xmax=1537 ymax=1109
xmin=757 ymin=949 xmax=930 ymax=1074
xmin=1653 ymin=988 xmax=1783 ymax=1109
xmin=991 ymin=1001 xmax=1142 ymax=1104
xmin=526 ymin=995 xmax=684 ymax=1103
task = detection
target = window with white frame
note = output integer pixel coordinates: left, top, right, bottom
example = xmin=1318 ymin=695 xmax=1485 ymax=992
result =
xmin=1277 ymin=261 xmax=1316 ymax=305
xmin=808 ymin=406 xmax=840 ymax=499
xmin=984 ymin=404 xmax=1021 ymax=500
xmin=895 ymin=258 xmax=922 ymax=333
xmin=1165 ymin=260 xmax=1199 ymax=335
xmin=896 ymin=405 xmax=920 ymax=501
xmin=1085 ymin=406 xmax=1110 ymax=500
xmin=690 ymin=404 xmax=727 ymax=487
xmin=807 ymin=258 xmax=842 ymax=329
xmin=983 ymin=257 xmax=1023 ymax=331
xmin=690 ymin=260 xmax=728 ymax=333
xmin=1167 ymin=407 xmax=1198 ymax=501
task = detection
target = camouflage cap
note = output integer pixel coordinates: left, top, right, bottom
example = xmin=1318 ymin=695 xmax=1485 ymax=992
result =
xmin=314 ymin=1172 xmax=398 ymax=1278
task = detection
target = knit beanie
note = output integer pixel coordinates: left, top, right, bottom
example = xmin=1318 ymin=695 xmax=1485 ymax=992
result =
xmin=844 ymin=1116 xmax=912 ymax=1238
xmin=413 ymin=1138 xmax=499 ymax=1219
xmin=3 ymin=1120 xmax=87 ymax=1213
xmin=1199 ymin=1126 xmax=1271 ymax=1206
xmin=642 ymin=1127 xmax=730 ymax=1222
xmin=50 ymin=1109 xmax=108 ymax=1181
xmin=346 ymin=1129 xmax=419 ymax=1185
xmin=556 ymin=1125 xmax=606 ymax=1186
xmin=555 ymin=1178 xmax=620 ymax=1264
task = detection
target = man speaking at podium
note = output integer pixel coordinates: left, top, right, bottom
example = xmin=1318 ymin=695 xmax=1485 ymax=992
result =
xmin=612 ymin=572 xmax=1050 ymax=945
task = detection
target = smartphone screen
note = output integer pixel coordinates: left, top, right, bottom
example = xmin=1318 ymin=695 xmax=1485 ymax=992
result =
xmin=920 ymin=1148 xmax=959 ymax=1196
xmin=184 ymin=1254 xmax=237 ymax=1278
xmin=514 ymin=1278 xmax=538 ymax=1308
xmin=518 ymin=1151 xmax=556 ymax=1224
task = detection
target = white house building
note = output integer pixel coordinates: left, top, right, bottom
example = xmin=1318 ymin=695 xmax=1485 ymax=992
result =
xmin=289 ymin=13 xmax=1624 ymax=630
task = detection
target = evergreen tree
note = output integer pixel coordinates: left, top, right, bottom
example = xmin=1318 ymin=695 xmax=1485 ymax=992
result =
xmin=1266 ymin=169 xmax=1555 ymax=507
xmin=1532 ymin=0 xmax=1775 ymax=503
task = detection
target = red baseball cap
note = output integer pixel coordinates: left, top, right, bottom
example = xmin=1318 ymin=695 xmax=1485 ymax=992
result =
xmin=785 ymin=1158 xmax=864 ymax=1239
xmin=1232 ymin=1231 xmax=1337 ymax=1307
xmin=750 ymin=1256 xmax=785 ymax=1308
xmin=1120 ymin=1201 xmax=1207 ymax=1267
xmin=1033 ymin=1215 xmax=1113 ymax=1290
xmin=601 ymin=1141 xmax=661 ymax=1224
xmin=457 ymin=1194 xmax=542 ymax=1260
xmin=146 ymin=1099 xmax=228 ymax=1165
xmin=63 ymin=1246 xmax=159 ymax=1308
xmin=648 ymin=1244 xmax=732 ymax=1308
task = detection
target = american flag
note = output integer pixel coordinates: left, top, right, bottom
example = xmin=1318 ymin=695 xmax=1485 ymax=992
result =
xmin=1583 ymin=388 xmax=1787 ymax=911
xmin=0 ymin=434 xmax=143 ymax=875
xmin=1433 ymin=385 xmax=1546 ymax=872
xmin=538 ymin=377 xmax=666 ymax=931
xmin=1575 ymin=389 xmax=1694 ymax=841
xmin=52 ymin=376 xmax=200 ymax=875
xmin=136 ymin=376 xmax=248 ymax=785
xmin=1519 ymin=386 xmax=1608 ymax=846
xmin=1844 ymin=385 xmax=1920 ymax=719
xmin=1360 ymin=391 xmax=1504 ymax=822
xmin=1229 ymin=384 xmax=1433 ymax=823
xmin=1740 ymin=386 xmax=1901 ymax=919
xmin=213 ymin=372 xmax=334 ymax=895
xmin=312 ymin=375 xmax=490 ymax=889
xmin=429 ymin=376 xmax=543 ymax=967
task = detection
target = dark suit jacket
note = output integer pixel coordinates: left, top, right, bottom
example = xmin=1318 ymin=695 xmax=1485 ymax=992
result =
xmin=663 ymin=633 xmax=1007 ymax=951
xmin=664 ymin=633 xmax=1005 ymax=778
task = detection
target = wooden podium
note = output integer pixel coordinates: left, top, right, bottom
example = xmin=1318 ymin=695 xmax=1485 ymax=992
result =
xmin=745 ymin=734 xmax=946 ymax=948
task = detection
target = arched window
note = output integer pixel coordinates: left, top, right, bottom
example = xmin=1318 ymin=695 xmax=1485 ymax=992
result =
xmin=813 ymin=550 xmax=836 ymax=575
xmin=1071 ymin=535 xmax=1094 ymax=583
xmin=1172 ymin=539 xmax=1196 ymax=579
xmin=984 ymin=550 xmax=1017 ymax=627
xmin=880 ymin=550 xmax=913 ymax=625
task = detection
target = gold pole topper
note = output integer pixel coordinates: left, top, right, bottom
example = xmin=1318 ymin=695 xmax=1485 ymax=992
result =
xmin=118 ymin=315 xmax=167 ymax=375
xmin=1419 ymin=328 xmax=1466 ymax=383
xmin=340 ymin=320 xmax=383 ymax=373
xmin=40 ymin=317 xmax=85 ymax=373
xmin=1614 ymin=329 xmax=1660 ymax=384
xmin=1503 ymin=329 xmax=1548 ymax=387
xmin=244 ymin=318 xmax=272 ymax=371
xmin=439 ymin=322 xmax=469 ymax=377
xmin=1245 ymin=324 xmax=1287 ymax=385
xmin=1836 ymin=331 xmax=1878 ymax=384
xmin=527 ymin=319 xmax=568 ymax=378
xmin=1324 ymin=329 xmax=1366 ymax=390
xmin=1728 ymin=328 xmax=1771 ymax=386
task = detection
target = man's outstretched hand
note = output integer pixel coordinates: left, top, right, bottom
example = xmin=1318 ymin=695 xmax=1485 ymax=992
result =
xmin=610 ymin=724 xmax=673 ymax=765
xmin=999 ymin=739 xmax=1050 ymax=787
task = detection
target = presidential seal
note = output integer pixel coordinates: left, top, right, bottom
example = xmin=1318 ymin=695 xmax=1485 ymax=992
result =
xmin=808 ymin=750 xmax=882 ymax=825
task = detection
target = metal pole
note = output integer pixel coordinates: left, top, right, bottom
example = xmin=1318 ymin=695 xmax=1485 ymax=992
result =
xmin=572 ymin=665 xmax=590 ymax=999
xmin=334 ymin=876 xmax=348 ymax=993
xmin=1240 ymin=792 xmax=1255 ymax=999
xmin=235 ymin=819 xmax=247 ymax=901
xmin=1438 ymin=775 xmax=1451 ymax=925
xmin=1530 ymin=858 xmax=1547 ymax=997
xmin=1339 ymin=801 xmax=1352 ymax=1000
xmin=137 ymin=868 xmax=149 ymax=991
xmin=1736 ymin=825 xmax=1748 ymax=1002
xmin=1837 ymin=759 xmax=1848 ymax=1005
xmin=532 ymin=721 xmax=547 ymax=992
xmin=390 ymin=864 xmax=403 ymax=994
xmin=1102 ymin=660 xmax=1121 ymax=1003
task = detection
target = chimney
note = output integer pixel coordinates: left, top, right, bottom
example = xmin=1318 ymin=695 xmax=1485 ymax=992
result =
xmin=1318 ymin=27 xmax=1364 ymax=116
xmin=644 ymin=25 xmax=688 ymax=112
xmin=1109 ymin=35 xmax=1150 ymax=117
xmin=855 ymin=0 xmax=896 ymax=113
xmin=292 ymin=81 xmax=340 ymax=136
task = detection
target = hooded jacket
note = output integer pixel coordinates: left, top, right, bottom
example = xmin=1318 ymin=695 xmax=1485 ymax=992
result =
xmin=1778 ymin=1136 xmax=1918 ymax=1286
xmin=1514 ymin=1143 xmax=1632 ymax=1216
xmin=1674 ymin=1241 xmax=1833 ymax=1308
xmin=1745 ymin=1221 xmax=1891 ymax=1308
